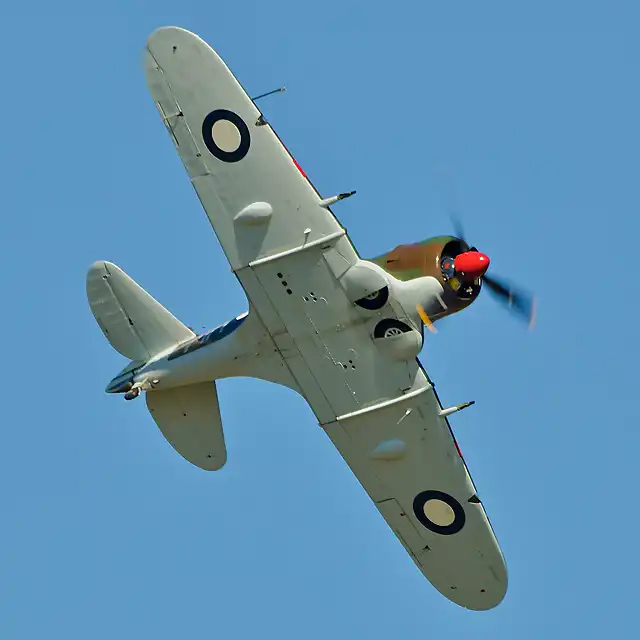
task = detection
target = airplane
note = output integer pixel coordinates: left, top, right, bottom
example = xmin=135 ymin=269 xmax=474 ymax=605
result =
xmin=87 ymin=26 xmax=535 ymax=611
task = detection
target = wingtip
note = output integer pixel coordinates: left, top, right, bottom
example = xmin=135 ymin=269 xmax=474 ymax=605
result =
xmin=87 ymin=260 xmax=111 ymax=280
xmin=146 ymin=25 xmax=215 ymax=53
xmin=146 ymin=25 xmax=191 ymax=47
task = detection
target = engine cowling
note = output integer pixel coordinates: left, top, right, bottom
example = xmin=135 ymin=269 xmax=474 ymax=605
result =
xmin=370 ymin=236 xmax=483 ymax=320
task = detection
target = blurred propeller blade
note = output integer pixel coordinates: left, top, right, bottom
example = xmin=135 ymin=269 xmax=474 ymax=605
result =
xmin=450 ymin=212 xmax=466 ymax=243
xmin=434 ymin=173 xmax=536 ymax=329
xmin=449 ymin=213 xmax=478 ymax=251
xmin=483 ymin=274 xmax=537 ymax=329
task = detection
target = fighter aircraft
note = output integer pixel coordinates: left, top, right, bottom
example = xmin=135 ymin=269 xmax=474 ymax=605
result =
xmin=87 ymin=26 xmax=535 ymax=611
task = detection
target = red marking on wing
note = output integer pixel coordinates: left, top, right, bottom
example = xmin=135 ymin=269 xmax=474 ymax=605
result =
xmin=262 ymin=117 xmax=323 ymax=197
xmin=292 ymin=157 xmax=307 ymax=179
xmin=453 ymin=437 xmax=464 ymax=460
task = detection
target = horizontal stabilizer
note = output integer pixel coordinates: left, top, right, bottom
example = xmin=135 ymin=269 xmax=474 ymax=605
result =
xmin=146 ymin=382 xmax=227 ymax=471
xmin=87 ymin=261 xmax=194 ymax=362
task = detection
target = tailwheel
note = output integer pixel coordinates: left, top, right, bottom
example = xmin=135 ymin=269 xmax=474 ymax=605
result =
xmin=124 ymin=387 xmax=141 ymax=401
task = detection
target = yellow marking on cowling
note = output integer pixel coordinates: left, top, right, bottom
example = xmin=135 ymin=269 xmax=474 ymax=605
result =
xmin=417 ymin=304 xmax=438 ymax=333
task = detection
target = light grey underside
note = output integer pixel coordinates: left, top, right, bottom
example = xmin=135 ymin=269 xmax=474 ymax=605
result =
xmin=144 ymin=25 xmax=507 ymax=610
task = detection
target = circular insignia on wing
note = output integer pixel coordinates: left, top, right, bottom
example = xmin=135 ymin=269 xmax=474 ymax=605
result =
xmin=202 ymin=109 xmax=250 ymax=163
xmin=412 ymin=490 xmax=466 ymax=535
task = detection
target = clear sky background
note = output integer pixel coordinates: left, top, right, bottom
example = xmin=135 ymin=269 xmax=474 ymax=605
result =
xmin=1 ymin=1 xmax=639 ymax=638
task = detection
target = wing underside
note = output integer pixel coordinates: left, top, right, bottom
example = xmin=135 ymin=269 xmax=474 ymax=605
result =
xmin=144 ymin=27 xmax=354 ymax=274
xmin=243 ymin=244 xmax=508 ymax=610
xmin=322 ymin=388 xmax=507 ymax=610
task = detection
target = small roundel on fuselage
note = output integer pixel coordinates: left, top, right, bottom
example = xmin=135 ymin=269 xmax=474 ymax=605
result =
xmin=202 ymin=109 xmax=250 ymax=162
xmin=412 ymin=490 xmax=466 ymax=535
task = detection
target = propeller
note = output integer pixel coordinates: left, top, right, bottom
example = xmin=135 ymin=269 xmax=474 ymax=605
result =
xmin=450 ymin=212 xmax=468 ymax=248
xmin=450 ymin=215 xmax=536 ymax=329
xmin=482 ymin=274 xmax=537 ymax=328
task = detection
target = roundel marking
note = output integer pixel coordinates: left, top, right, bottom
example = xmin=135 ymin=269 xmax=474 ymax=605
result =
xmin=202 ymin=109 xmax=250 ymax=163
xmin=412 ymin=490 xmax=466 ymax=535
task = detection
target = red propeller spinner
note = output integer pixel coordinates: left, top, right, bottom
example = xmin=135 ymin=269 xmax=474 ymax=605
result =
xmin=454 ymin=251 xmax=491 ymax=280
xmin=446 ymin=215 xmax=536 ymax=328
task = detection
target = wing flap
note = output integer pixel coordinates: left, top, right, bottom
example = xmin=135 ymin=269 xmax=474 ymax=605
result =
xmin=146 ymin=382 xmax=227 ymax=471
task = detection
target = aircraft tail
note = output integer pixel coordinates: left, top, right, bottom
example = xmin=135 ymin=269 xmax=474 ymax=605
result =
xmin=86 ymin=261 xmax=194 ymax=362
xmin=88 ymin=261 xmax=227 ymax=471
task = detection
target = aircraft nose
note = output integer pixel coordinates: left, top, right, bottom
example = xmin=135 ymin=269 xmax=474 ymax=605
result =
xmin=454 ymin=251 xmax=490 ymax=278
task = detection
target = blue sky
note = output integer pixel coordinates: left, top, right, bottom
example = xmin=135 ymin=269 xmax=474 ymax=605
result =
xmin=1 ymin=0 xmax=639 ymax=637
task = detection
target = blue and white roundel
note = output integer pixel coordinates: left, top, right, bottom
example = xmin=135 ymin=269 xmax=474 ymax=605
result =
xmin=202 ymin=109 xmax=250 ymax=163
xmin=412 ymin=490 xmax=466 ymax=535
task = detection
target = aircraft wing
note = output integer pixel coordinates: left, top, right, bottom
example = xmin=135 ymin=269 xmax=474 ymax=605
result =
xmin=322 ymin=376 xmax=508 ymax=610
xmin=144 ymin=27 xmax=355 ymax=273
xmin=143 ymin=27 xmax=507 ymax=610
